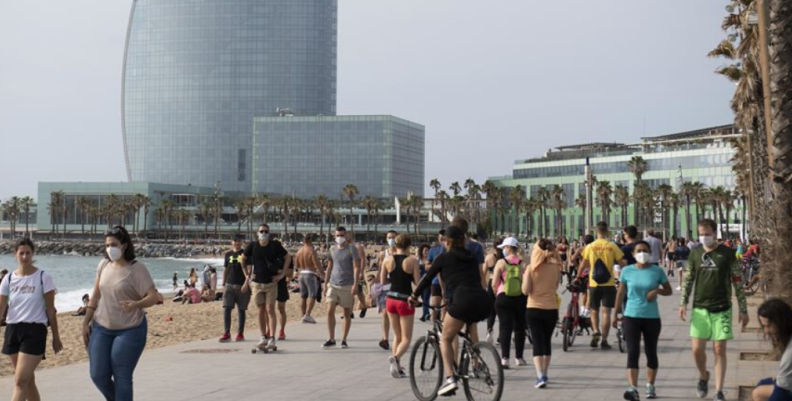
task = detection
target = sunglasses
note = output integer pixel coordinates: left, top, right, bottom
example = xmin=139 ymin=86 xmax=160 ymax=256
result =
xmin=335 ymin=234 xmax=346 ymax=237
xmin=104 ymin=227 xmax=124 ymax=236
xmin=258 ymin=230 xmax=269 ymax=234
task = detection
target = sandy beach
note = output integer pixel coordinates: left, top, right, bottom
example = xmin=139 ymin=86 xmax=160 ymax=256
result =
xmin=0 ymin=293 xmax=334 ymax=377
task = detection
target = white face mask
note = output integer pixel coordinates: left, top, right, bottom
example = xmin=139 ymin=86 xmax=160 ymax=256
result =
xmin=107 ymin=246 xmax=124 ymax=262
xmin=387 ymin=238 xmax=396 ymax=248
xmin=635 ymin=252 xmax=651 ymax=264
xmin=700 ymin=235 xmax=716 ymax=248
xmin=335 ymin=236 xmax=346 ymax=246
xmin=257 ymin=232 xmax=269 ymax=242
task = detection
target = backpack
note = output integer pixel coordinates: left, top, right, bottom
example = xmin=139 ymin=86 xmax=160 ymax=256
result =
xmin=503 ymin=260 xmax=523 ymax=297
xmin=591 ymin=249 xmax=612 ymax=285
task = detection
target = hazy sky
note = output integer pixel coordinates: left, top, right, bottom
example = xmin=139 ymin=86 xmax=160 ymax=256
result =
xmin=0 ymin=0 xmax=735 ymax=201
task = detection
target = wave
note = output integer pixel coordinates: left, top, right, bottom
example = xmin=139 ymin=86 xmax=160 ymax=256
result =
xmin=55 ymin=281 xmax=188 ymax=312
xmin=155 ymin=257 xmax=224 ymax=266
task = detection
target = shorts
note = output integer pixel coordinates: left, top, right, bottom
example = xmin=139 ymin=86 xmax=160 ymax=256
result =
xmin=250 ymin=282 xmax=277 ymax=307
xmin=2 ymin=323 xmax=47 ymax=358
xmin=277 ymin=279 xmax=290 ymax=303
xmin=386 ymin=297 xmax=415 ymax=316
xmin=222 ymin=284 xmax=251 ymax=311
xmin=444 ymin=286 xmax=455 ymax=302
xmin=690 ymin=307 xmax=734 ymax=341
xmin=447 ymin=287 xmax=491 ymax=324
xmin=588 ymin=286 xmax=616 ymax=309
xmin=431 ymin=284 xmax=443 ymax=297
xmin=666 ymin=253 xmax=674 ymax=261
xmin=327 ymin=285 xmax=354 ymax=309
xmin=299 ymin=273 xmax=320 ymax=299
xmin=676 ymin=260 xmax=687 ymax=270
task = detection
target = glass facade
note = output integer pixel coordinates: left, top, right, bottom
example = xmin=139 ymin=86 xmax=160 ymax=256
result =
xmin=122 ymin=0 xmax=337 ymax=192
xmin=252 ymin=116 xmax=425 ymax=199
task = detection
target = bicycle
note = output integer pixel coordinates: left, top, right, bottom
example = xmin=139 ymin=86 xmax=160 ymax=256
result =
xmin=409 ymin=305 xmax=504 ymax=401
xmin=560 ymin=280 xmax=589 ymax=352
xmin=741 ymin=257 xmax=761 ymax=293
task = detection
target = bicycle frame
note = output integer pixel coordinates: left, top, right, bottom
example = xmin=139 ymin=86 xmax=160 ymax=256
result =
xmin=420 ymin=305 xmax=477 ymax=378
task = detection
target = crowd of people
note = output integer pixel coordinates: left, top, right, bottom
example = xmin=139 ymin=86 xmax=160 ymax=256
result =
xmin=0 ymin=218 xmax=788 ymax=401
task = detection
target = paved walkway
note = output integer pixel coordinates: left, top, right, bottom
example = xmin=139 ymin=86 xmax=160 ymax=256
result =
xmin=0 ymin=291 xmax=776 ymax=400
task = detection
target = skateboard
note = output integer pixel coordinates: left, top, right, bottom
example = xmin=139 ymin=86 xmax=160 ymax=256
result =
xmin=251 ymin=343 xmax=278 ymax=354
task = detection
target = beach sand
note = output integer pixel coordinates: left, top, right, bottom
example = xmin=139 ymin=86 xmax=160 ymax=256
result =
xmin=0 ymin=293 xmax=336 ymax=377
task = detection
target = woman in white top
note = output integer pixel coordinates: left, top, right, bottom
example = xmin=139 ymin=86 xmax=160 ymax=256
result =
xmin=0 ymin=238 xmax=62 ymax=401
xmin=83 ymin=226 xmax=159 ymax=401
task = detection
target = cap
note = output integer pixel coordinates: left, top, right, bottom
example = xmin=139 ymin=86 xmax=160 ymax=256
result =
xmin=497 ymin=237 xmax=519 ymax=249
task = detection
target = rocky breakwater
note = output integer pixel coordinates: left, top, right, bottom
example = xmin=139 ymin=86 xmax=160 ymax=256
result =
xmin=0 ymin=241 xmax=223 ymax=259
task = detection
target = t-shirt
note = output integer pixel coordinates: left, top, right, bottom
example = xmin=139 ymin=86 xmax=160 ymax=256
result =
xmin=675 ymin=245 xmax=690 ymax=261
xmin=619 ymin=265 xmax=668 ymax=319
xmin=645 ymin=236 xmax=663 ymax=264
xmin=224 ymin=250 xmax=246 ymax=286
xmin=466 ymin=240 xmax=486 ymax=265
xmin=94 ymin=260 xmax=156 ymax=330
xmin=527 ymin=261 xmax=561 ymax=310
xmin=582 ymin=239 xmax=624 ymax=287
xmin=184 ymin=288 xmax=201 ymax=304
xmin=244 ymin=240 xmax=288 ymax=284
xmin=777 ymin=340 xmax=792 ymax=390
xmin=0 ymin=269 xmax=56 ymax=325
xmin=620 ymin=243 xmax=637 ymax=266
xmin=427 ymin=245 xmax=445 ymax=285
xmin=681 ymin=244 xmax=747 ymax=315
xmin=329 ymin=244 xmax=358 ymax=287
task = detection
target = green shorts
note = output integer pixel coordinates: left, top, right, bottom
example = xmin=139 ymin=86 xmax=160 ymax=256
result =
xmin=690 ymin=308 xmax=734 ymax=341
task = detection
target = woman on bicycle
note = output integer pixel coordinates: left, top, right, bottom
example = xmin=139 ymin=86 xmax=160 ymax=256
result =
xmin=522 ymin=238 xmax=561 ymax=388
xmin=491 ymin=237 xmax=527 ymax=370
xmin=613 ymin=241 xmax=672 ymax=401
xmin=382 ymin=234 xmax=421 ymax=378
xmin=410 ymin=226 xmax=493 ymax=396
xmin=752 ymin=298 xmax=792 ymax=401
xmin=484 ymin=238 xmax=504 ymax=344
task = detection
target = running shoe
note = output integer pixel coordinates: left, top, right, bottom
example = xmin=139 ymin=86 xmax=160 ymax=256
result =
xmin=341 ymin=341 xmax=348 ymax=349
xmin=542 ymin=376 xmax=549 ymax=384
xmin=515 ymin=358 xmax=528 ymax=366
xmin=438 ymin=376 xmax=458 ymax=396
xmin=257 ymin=337 xmax=268 ymax=348
xmin=278 ymin=330 xmax=286 ymax=341
xmin=321 ymin=339 xmax=337 ymax=348
xmin=591 ymin=332 xmax=602 ymax=348
xmin=676 ymin=286 xmax=682 ymax=291
xmin=500 ymin=357 xmax=510 ymax=369
xmin=624 ymin=388 xmax=640 ymax=401
xmin=235 ymin=333 xmax=245 ymax=342
xmin=697 ymin=371 xmax=710 ymax=398
xmin=267 ymin=338 xmax=276 ymax=348
xmin=388 ymin=356 xmax=400 ymax=378
xmin=301 ymin=316 xmax=309 ymax=323
xmin=601 ymin=341 xmax=612 ymax=350
xmin=304 ymin=316 xmax=316 ymax=324
xmin=534 ymin=377 xmax=547 ymax=389
xmin=219 ymin=333 xmax=231 ymax=343
xmin=398 ymin=368 xmax=408 ymax=378
xmin=713 ymin=391 xmax=725 ymax=401
xmin=646 ymin=384 xmax=657 ymax=399
xmin=359 ymin=308 xmax=367 ymax=318
xmin=379 ymin=339 xmax=390 ymax=350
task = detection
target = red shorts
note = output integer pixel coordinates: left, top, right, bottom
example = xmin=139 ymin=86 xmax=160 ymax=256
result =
xmin=386 ymin=297 xmax=415 ymax=316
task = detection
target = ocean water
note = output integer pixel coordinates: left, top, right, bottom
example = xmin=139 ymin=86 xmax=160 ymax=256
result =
xmin=0 ymin=255 xmax=225 ymax=312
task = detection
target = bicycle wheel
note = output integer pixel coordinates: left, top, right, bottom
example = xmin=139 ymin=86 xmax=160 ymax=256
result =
xmin=562 ymin=318 xmax=570 ymax=352
xmin=410 ymin=335 xmax=443 ymax=401
xmin=462 ymin=342 xmax=504 ymax=401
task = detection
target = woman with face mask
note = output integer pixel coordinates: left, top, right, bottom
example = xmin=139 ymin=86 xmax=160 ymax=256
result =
xmin=613 ymin=241 xmax=673 ymax=401
xmin=83 ymin=226 xmax=160 ymax=401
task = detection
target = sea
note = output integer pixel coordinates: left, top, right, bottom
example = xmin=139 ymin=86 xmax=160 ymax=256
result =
xmin=0 ymin=255 xmax=225 ymax=312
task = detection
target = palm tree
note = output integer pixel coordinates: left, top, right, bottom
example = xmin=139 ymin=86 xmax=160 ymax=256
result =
xmin=709 ymin=186 xmax=728 ymax=237
xmin=199 ymin=202 xmax=212 ymax=240
xmin=614 ymin=184 xmax=630 ymax=228
xmin=411 ymin=196 xmax=424 ymax=236
xmin=449 ymin=182 xmax=462 ymax=197
xmin=437 ymin=190 xmax=449 ymax=228
xmin=668 ymin=192 xmax=681 ymax=238
xmin=75 ymin=197 xmax=91 ymax=236
xmin=657 ymin=183 xmax=674 ymax=239
xmin=400 ymin=197 xmax=412 ymax=234
xmin=627 ymin=156 xmax=648 ymax=225
xmin=537 ymin=186 xmax=551 ymax=238
xmin=372 ymin=199 xmax=383 ymax=239
xmin=177 ymin=209 xmax=190 ymax=240
xmin=160 ymin=199 xmax=175 ymax=241
xmin=720 ymin=189 xmax=734 ymax=239
xmin=4 ymin=198 xmax=20 ymax=239
xmin=234 ymin=198 xmax=248 ymax=232
xmin=509 ymin=185 xmax=524 ymax=236
xmin=680 ymin=182 xmax=696 ymax=238
xmin=277 ymin=196 xmax=292 ymax=240
xmin=464 ymin=178 xmax=478 ymax=222
xmin=596 ymin=181 xmax=613 ymax=228
xmin=430 ymin=178 xmax=441 ymax=223
xmin=361 ymin=196 xmax=376 ymax=239
xmin=315 ymin=195 xmax=330 ymax=243
xmin=140 ymin=195 xmax=152 ymax=236
xmin=342 ymin=184 xmax=359 ymax=235
xmin=20 ymin=197 xmax=33 ymax=238
xmin=550 ymin=185 xmax=567 ymax=238
xmin=632 ymin=182 xmax=649 ymax=229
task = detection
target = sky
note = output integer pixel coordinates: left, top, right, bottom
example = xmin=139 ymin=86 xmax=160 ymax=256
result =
xmin=0 ymin=0 xmax=735 ymax=201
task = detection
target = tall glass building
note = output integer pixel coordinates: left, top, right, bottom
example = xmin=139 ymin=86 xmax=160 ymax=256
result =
xmin=488 ymin=125 xmax=745 ymax=238
xmin=122 ymin=0 xmax=337 ymax=192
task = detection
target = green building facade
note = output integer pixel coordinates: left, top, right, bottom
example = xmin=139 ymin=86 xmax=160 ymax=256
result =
xmin=488 ymin=125 xmax=746 ymax=240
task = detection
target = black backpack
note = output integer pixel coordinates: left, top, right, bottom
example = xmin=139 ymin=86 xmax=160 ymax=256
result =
xmin=591 ymin=250 xmax=612 ymax=285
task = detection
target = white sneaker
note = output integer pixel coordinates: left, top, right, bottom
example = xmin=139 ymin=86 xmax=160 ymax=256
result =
xmin=388 ymin=356 xmax=400 ymax=378
xmin=257 ymin=337 xmax=268 ymax=348
xmin=515 ymin=358 xmax=528 ymax=366
xmin=301 ymin=316 xmax=308 ymax=323
xmin=306 ymin=316 xmax=317 ymax=324
xmin=501 ymin=357 xmax=510 ymax=369
xmin=676 ymin=286 xmax=681 ymax=291
xmin=267 ymin=338 xmax=276 ymax=348
xmin=438 ymin=377 xmax=458 ymax=396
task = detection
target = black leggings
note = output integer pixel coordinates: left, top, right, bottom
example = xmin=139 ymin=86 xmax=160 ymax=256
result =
xmin=495 ymin=294 xmax=527 ymax=359
xmin=486 ymin=282 xmax=497 ymax=332
xmin=623 ymin=317 xmax=661 ymax=370
xmin=526 ymin=308 xmax=558 ymax=357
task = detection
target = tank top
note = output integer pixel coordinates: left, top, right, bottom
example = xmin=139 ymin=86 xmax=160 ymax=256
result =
xmin=388 ymin=255 xmax=412 ymax=296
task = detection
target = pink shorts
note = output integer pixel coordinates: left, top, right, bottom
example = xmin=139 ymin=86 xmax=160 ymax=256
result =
xmin=386 ymin=297 xmax=415 ymax=316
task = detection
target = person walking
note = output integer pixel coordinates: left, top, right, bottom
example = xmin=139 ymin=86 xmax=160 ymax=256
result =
xmin=679 ymin=219 xmax=749 ymax=401
xmin=322 ymin=227 xmax=361 ymax=348
xmin=382 ymin=234 xmax=420 ymax=378
xmin=295 ymin=234 xmax=324 ymax=323
xmin=0 ymin=238 xmax=63 ymax=401
xmin=614 ymin=241 xmax=673 ymax=400
xmin=375 ymin=230 xmax=398 ymax=350
xmin=417 ymin=244 xmax=432 ymax=322
xmin=83 ymin=226 xmax=159 ymax=401
xmin=522 ymin=239 xmax=562 ymax=388
xmin=491 ymin=237 xmax=528 ymax=370
xmin=484 ymin=238 xmax=504 ymax=344
xmin=219 ymin=234 xmax=250 ymax=342
xmin=674 ymin=238 xmax=690 ymax=291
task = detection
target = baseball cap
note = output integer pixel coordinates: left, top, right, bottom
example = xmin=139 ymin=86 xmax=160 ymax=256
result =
xmin=497 ymin=237 xmax=519 ymax=249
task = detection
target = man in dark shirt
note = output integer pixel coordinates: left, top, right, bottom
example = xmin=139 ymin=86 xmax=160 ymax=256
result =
xmin=620 ymin=225 xmax=639 ymax=267
xmin=219 ymin=235 xmax=250 ymax=342
xmin=240 ymin=224 xmax=291 ymax=349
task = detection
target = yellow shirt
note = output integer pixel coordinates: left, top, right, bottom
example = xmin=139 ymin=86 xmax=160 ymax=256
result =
xmin=582 ymin=239 xmax=624 ymax=288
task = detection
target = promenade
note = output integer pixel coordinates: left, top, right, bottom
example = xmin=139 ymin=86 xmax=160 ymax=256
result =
xmin=0 ymin=291 xmax=775 ymax=401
